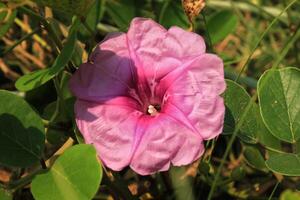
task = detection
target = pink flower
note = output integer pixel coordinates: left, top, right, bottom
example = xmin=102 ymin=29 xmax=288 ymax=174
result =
xmin=69 ymin=18 xmax=225 ymax=175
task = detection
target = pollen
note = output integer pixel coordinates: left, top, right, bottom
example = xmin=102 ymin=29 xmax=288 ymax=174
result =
xmin=147 ymin=105 xmax=159 ymax=116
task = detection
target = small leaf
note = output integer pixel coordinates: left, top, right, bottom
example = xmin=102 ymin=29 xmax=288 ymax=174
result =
xmin=78 ymin=0 xmax=104 ymax=41
xmin=280 ymin=190 xmax=300 ymax=200
xmin=244 ymin=146 xmax=268 ymax=172
xmin=106 ymin=0 xmax=135 ymax=30
xmin=15 ymin=20 xmax=80 ymax=92
xmin=258 ymin=67 xmax=300 ymax=143
xmin=223 ymin=80 xmax=258 ymax=143
xmin=207 ymin=10 xmax=238 ymax=44
xmin=266 ymin=153 xmax=300 ymax=176
xmin=0 ymin=90 xmax=45 ymax=167
xmin=31 ymin=144 xmax=102 ymax=200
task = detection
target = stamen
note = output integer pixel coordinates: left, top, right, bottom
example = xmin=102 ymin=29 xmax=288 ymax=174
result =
xmin=147 ymin=105 xmax=159 ymax=116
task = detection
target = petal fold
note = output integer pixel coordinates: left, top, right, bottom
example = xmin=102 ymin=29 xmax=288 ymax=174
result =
xmin=75 ymin=98 xmax=141 ymax=171
xmin=130 ymin=114 xmax=204 ymax=175
xmin=69 ymin=33 xmax=134 ymax=102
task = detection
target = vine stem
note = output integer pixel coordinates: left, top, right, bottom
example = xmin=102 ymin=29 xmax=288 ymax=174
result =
xmin=207 ymin=1 xmax=299 ymax=199
xmin=268 ymin=181 xmax=280 ymax=200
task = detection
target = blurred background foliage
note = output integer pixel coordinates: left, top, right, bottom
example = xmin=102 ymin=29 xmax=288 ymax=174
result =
xmin=1 ymin=0 xmax=300 ymax=200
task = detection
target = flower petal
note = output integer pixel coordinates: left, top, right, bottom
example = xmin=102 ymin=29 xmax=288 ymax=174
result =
xmin=130 ymin=114 xmax=204 ymax=175
xmin=69 ymin=33 xmax=134 ymax=102
xmin=75 ymin=97 xmax=142 ymax=171
xmin=127 ymin=18 xmax=206 ymax=85
xmin=160 ymin=54 xmax=226 ymax=140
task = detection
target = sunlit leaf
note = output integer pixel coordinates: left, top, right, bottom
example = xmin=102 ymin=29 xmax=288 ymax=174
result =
xmin=31 ymin=144 xmax=102 ymax=200
xmin=15 ymin=20 xmax=80 ymax=92
xmin=280 ymin=190 xmax=300 ymax=200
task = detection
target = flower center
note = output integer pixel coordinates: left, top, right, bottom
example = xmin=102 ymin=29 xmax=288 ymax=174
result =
xmin=147 ymin=104 xmax=161 ymax=116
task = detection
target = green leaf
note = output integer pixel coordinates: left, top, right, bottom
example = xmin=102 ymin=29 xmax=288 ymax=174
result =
xmin=106 ymin=0 xmax=135 ymax=30
xmin=0 ymin=90 xmax=45 ymax=167
xmin=280 ymin=190 xmax=300 ymax=200
xmin=244 ymin=146 xmax=268 ymax=172
xmin=15 ymin=20 xmax=80 ymax=92
xmin=258 ymin=67 xmax=300 ymax=143
xmin=33 ymin=0 xmax=95 ymax=16
xmin=0 ymin=188 xmax=12 ymax=200
xmin=78 ymin=0 xmax=104 ymax=41
xmin=159 ymin=0 xmax=189 ymax=29
xmin=31 ymin=144 xmax=102 ymax=200
xmin=256 ymin=106 xmax=282 ymax=152
xmin=266 ymin=153 xmax=300 ymax=176
xmin=0 ymin=3 xmax=17 ymax=39
xmin=207 ymin=10 xmax=238 ymax=45
xmin=223 ymin=80 xmax=258 ymax=143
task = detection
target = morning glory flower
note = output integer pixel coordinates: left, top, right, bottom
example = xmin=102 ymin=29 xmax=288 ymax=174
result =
xmin=69 ymin=18 xmax=225 ymax=175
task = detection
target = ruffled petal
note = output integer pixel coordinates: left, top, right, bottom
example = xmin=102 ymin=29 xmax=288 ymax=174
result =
xmin=160 ymin=54 xmax=226 ymax=140
xmin=75 ymin=97 xmax=142 ymax=171
xmin=130 ymin=114 xmax=204 ymax=175
xmin=127 ymin=18 xmax=206 ymax=85
xmin=69 ymin=33 xmax=134 ymax=102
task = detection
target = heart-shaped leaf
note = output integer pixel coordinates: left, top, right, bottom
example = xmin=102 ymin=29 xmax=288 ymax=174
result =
xmin=31 ymin=144 xmax=102 ymax=200
xmin=258 ymin=67 xmax=300 ymax=143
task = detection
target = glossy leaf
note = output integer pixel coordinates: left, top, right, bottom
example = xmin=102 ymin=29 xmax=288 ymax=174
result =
xmin=0 ymin=90 xmax=45 ymax=167
xmin=223 ymin=80 xmax=258 ymax=143
xmin=15 ymin=20 xmax=79 ymax=92
xmin=207 ymin=10 xmax=238 ymax=44
xmin=266 ymin=153 xmax=300 ymax=176
xmin=31 ymin=144 xmax=102 ymax=200
xmin=258 ymin=67 xmax=300 ymax=143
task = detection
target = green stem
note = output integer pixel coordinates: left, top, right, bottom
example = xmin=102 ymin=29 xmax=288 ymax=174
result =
xmin=272 ymin=22 xmax=300 ymax=69
xmin=207 ymin=3 xmax=300 ymax=199
xmin=3 ymin=27 xmax=41 ymax=55
xmin=206 ymin=0 xmax=296 ymax=23
xmin=207 ymin=93 xmax=258 ymax=200
xmin=5 ymin=168 xmax=46 ymax=191
xmin=235 ymin=0 xmax=298 ymax=82
xmin=268 ymin=181 xmax=280 ymax=200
